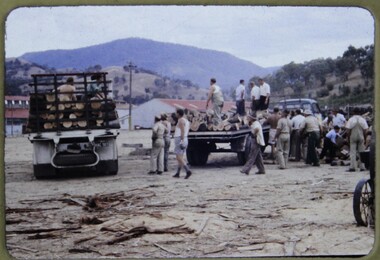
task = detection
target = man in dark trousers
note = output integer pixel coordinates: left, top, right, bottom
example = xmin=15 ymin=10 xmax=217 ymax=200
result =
xmin=300 ymin=109 xmax=323 ymax=166
xmin=320 ymin=125 xmax=340 ymax=163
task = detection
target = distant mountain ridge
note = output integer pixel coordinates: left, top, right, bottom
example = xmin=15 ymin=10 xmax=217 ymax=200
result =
xmin=20 ymin=38 xmax=275 ymax=89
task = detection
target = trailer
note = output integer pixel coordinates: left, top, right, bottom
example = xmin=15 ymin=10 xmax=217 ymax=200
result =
xmin=186 ymin=125 xmax=270 ymax=166
xmin=26 ymin=72 xmax=120 ymax=179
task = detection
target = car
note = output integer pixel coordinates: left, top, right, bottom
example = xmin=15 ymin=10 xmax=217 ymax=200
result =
xmin=270 ymin=98 xmax=323 ymax=121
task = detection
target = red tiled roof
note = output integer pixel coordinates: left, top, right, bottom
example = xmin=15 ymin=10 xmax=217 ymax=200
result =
xmin=5 ymin=108 xmax=29 ymax=119
xmin=5 ymin=96 xmax=29 ymax=101
xmin=159 ymin=99 xmax=236 ymax=112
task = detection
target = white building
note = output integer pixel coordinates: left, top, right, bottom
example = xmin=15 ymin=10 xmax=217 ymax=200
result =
xmin=117 ymin=98 xmax=235 ymax=129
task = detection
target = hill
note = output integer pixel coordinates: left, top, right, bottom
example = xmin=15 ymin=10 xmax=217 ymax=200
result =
xmin=5 ymin=58 xmax=208 ymax=103
xmin=20 ymin=38 xmax=274 ymax=89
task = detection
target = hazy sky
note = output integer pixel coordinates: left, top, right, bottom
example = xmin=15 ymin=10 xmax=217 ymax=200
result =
xmin=5 ymin=5 xmax=374 ymax=67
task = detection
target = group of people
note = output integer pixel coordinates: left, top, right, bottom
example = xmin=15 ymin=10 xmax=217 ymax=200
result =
xmin=205 ymin=78 xmax=271 ymax=124
xmin=148 ymin=108 xmax=192 ymax=179
xmin=240 ymin=106 xmax=370 ymax=175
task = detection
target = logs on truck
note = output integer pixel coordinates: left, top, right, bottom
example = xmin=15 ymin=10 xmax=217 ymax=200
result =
xmin=167 ymin=108 xmax=268 ymax=132
xmin=25 ymin=75 xmax=120 ymax=133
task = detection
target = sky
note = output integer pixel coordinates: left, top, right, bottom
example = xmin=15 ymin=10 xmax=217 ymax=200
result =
xmin=4 ymin=5 xmax=374 ymax=68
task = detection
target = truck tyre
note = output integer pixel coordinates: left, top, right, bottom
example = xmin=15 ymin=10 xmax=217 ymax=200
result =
xmin=186 ymin=150 xmax=209 ymax=166
xmin=33 ymin=164 xmax=57 ymax=179
xmin=96 ymin=160 xmax=118 ymax=175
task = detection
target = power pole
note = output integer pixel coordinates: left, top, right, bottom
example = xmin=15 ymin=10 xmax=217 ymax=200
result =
xmin=128 ymin=62 xmax=137 ymax=131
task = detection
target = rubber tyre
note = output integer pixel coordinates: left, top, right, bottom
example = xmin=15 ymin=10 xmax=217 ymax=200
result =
xmin=186 ymin=149 xmax=209 ymax=166
xmin=353 ymin=178 xmax=374 ymax=226
xmin=96 ymin=160 xmax=118 ymax=175
xmin=33 ymin=164 xmax=57 ymax=179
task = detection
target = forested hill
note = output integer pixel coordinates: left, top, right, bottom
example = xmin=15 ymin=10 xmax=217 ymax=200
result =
xmin=20 ymin=38 xmax=274 ymax=88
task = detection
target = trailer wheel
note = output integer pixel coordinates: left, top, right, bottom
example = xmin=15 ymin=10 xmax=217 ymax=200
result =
xmin=96 ymin=160 xmax=118 ymax=175
xmin=187 ymin=150 xmax=209 ymax=166
xmin=353 ymin=178 xmax=374 ymax=226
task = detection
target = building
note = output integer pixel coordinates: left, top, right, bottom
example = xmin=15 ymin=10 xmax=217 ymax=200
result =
xmin=117 ymin=98 xmax=236 ymax=129
xmin=5 ymin=96 xmax=29 ymax=136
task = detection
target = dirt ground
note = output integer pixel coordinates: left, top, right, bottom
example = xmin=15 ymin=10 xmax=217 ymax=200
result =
xmin=4 ymin=130 xmax=375 ymax=259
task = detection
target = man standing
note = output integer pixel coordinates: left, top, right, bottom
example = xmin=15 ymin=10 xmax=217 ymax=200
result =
xmin=290 ymin=109 xmax=305 ymax=161
xmin=173 ymin=108 xmax=192 ymax=179
xmin=161 ymin=113 xmax=172 ymax=172
xmin=206 ymin=78 xmax=224 ymax=125
xmin=148 ymin=115 xmax=166 ymax=175
xmin=345 ymin=107 xmax=368 ymax=172
xmin=258 ymin=78 xmax=270 ymax=110
xmin=300 ymin=109 xmax=323 ymax=167
xmin=235 ymin=79 xmax=246 ymax=116
xmin=250 ymin=81 xmax=260 ymax=115
xmin=323 ymin=108 xmax=346 ymax=129
xmin=240 ymin=115 xmax=266 ymax=175
xmin=275 ymin=110 xmax=292 ymax=169
xmin=265 ymin=107 xmax=281 ymax=160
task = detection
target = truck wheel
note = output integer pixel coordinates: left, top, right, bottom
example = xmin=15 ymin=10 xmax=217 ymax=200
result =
xmin=186 ymin=150 xmax=196 ymax=165
xmin=194 ymin=151 xmax=209 ymax=166
xmin=353 ymin=178 xmax=374 ymax=226
xmin=33 ymin=164 xmax=56 ymax=179
xmin=237 ymin=152 xmax=246 ymax=165
xmin=96 ymin=160 xmax=118 ymax=175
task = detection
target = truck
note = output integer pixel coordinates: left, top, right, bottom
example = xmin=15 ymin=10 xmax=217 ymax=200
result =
xmin=26 ymin=72 xmax=120 ymax=179
xmin=186 ymin=123 xmax=270 ymax=166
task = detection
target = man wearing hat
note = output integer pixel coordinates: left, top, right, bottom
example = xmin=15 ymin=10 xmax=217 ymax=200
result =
xmin=275 ymin=110 xmax=292 ymax=169
xmin=161 ymin=113 xmax=172 ymax=172
xmin=148 ymin=115 xmax=166 ymax=175
xmin=240 ymin=114 xmax=266 ymax=175
xmin=345 ymin=107 xmax=369 ymax=172
xmin=300 ymin=109 xmax=323 ymax=166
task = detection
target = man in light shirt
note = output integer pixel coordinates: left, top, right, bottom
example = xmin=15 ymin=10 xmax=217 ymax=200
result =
xmin=235 ymin=79 xmax=246 ymax=116
xmin=250 ymin=81 xmax=260 ymax=114
xmin=258 ymin=78 xmax=270 ymax=110
xmin=345 ymin=107 xmax=369 ymax=172
xmin=323 ymin=108 xmax=346 ymax=129
xmin=206 ymin=78 xmax=224 ymax=125
xmin=240 ymin=114 xmax=266 ymax=175
xmin=290 ymin=109 xmax=305 ymax=161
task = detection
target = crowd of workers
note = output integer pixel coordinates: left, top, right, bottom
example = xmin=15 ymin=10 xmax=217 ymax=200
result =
xmin=148 ymin=77 xmax=371 ymax=179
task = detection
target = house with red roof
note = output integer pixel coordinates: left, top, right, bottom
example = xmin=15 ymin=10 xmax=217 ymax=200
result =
xmin=5 ymin=96 xmax=29 ymax=136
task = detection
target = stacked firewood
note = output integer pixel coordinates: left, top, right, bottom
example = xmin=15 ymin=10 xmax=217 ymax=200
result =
xmin=168 ymin=109 xmax=268 ymax=132
xmin=26 ymin=93 xmax=119 ymax=132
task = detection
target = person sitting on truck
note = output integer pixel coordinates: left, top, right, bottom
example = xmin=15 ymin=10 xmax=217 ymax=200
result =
xmin=148 ymin=115 xmax=166 ymax=175
xmin=85 ymin=73 xmax=105 ymax=99
xmin=258 ymin=78 xmax=270 ymax=110
xmin=235 ymin=79 xmax=246 ymax=116
xmin=240 ymin=114 xmax=266 ymax=175
xmin=57 ymin=77 xmax=77 ymax=102
xmin=173 ymin=108 xmax=192 ymax=179
xmin=206 ymin=78 xmax=224 ymax=125
xmin=275 ymin=110 xmax=292 ymax=169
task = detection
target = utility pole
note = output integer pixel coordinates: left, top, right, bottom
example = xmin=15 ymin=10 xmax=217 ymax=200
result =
xmin=128 ymin=61 xmax=137 ymax=131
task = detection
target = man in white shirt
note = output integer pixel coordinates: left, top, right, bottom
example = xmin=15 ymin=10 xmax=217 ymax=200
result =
xmin=258 ymin=78 xmax=270 ymax=110
xmin=345 ymin=107 xmax=369 ymax=172
xmin=290 ymin=109 xmax=305 ymax=161
xmin=235 ymin=79 xmax=246 ymax=116
xmin=323 ymin=108 xmax=346 ymax=129
xmin=250 ymin=81 xmax=260 ymax=114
